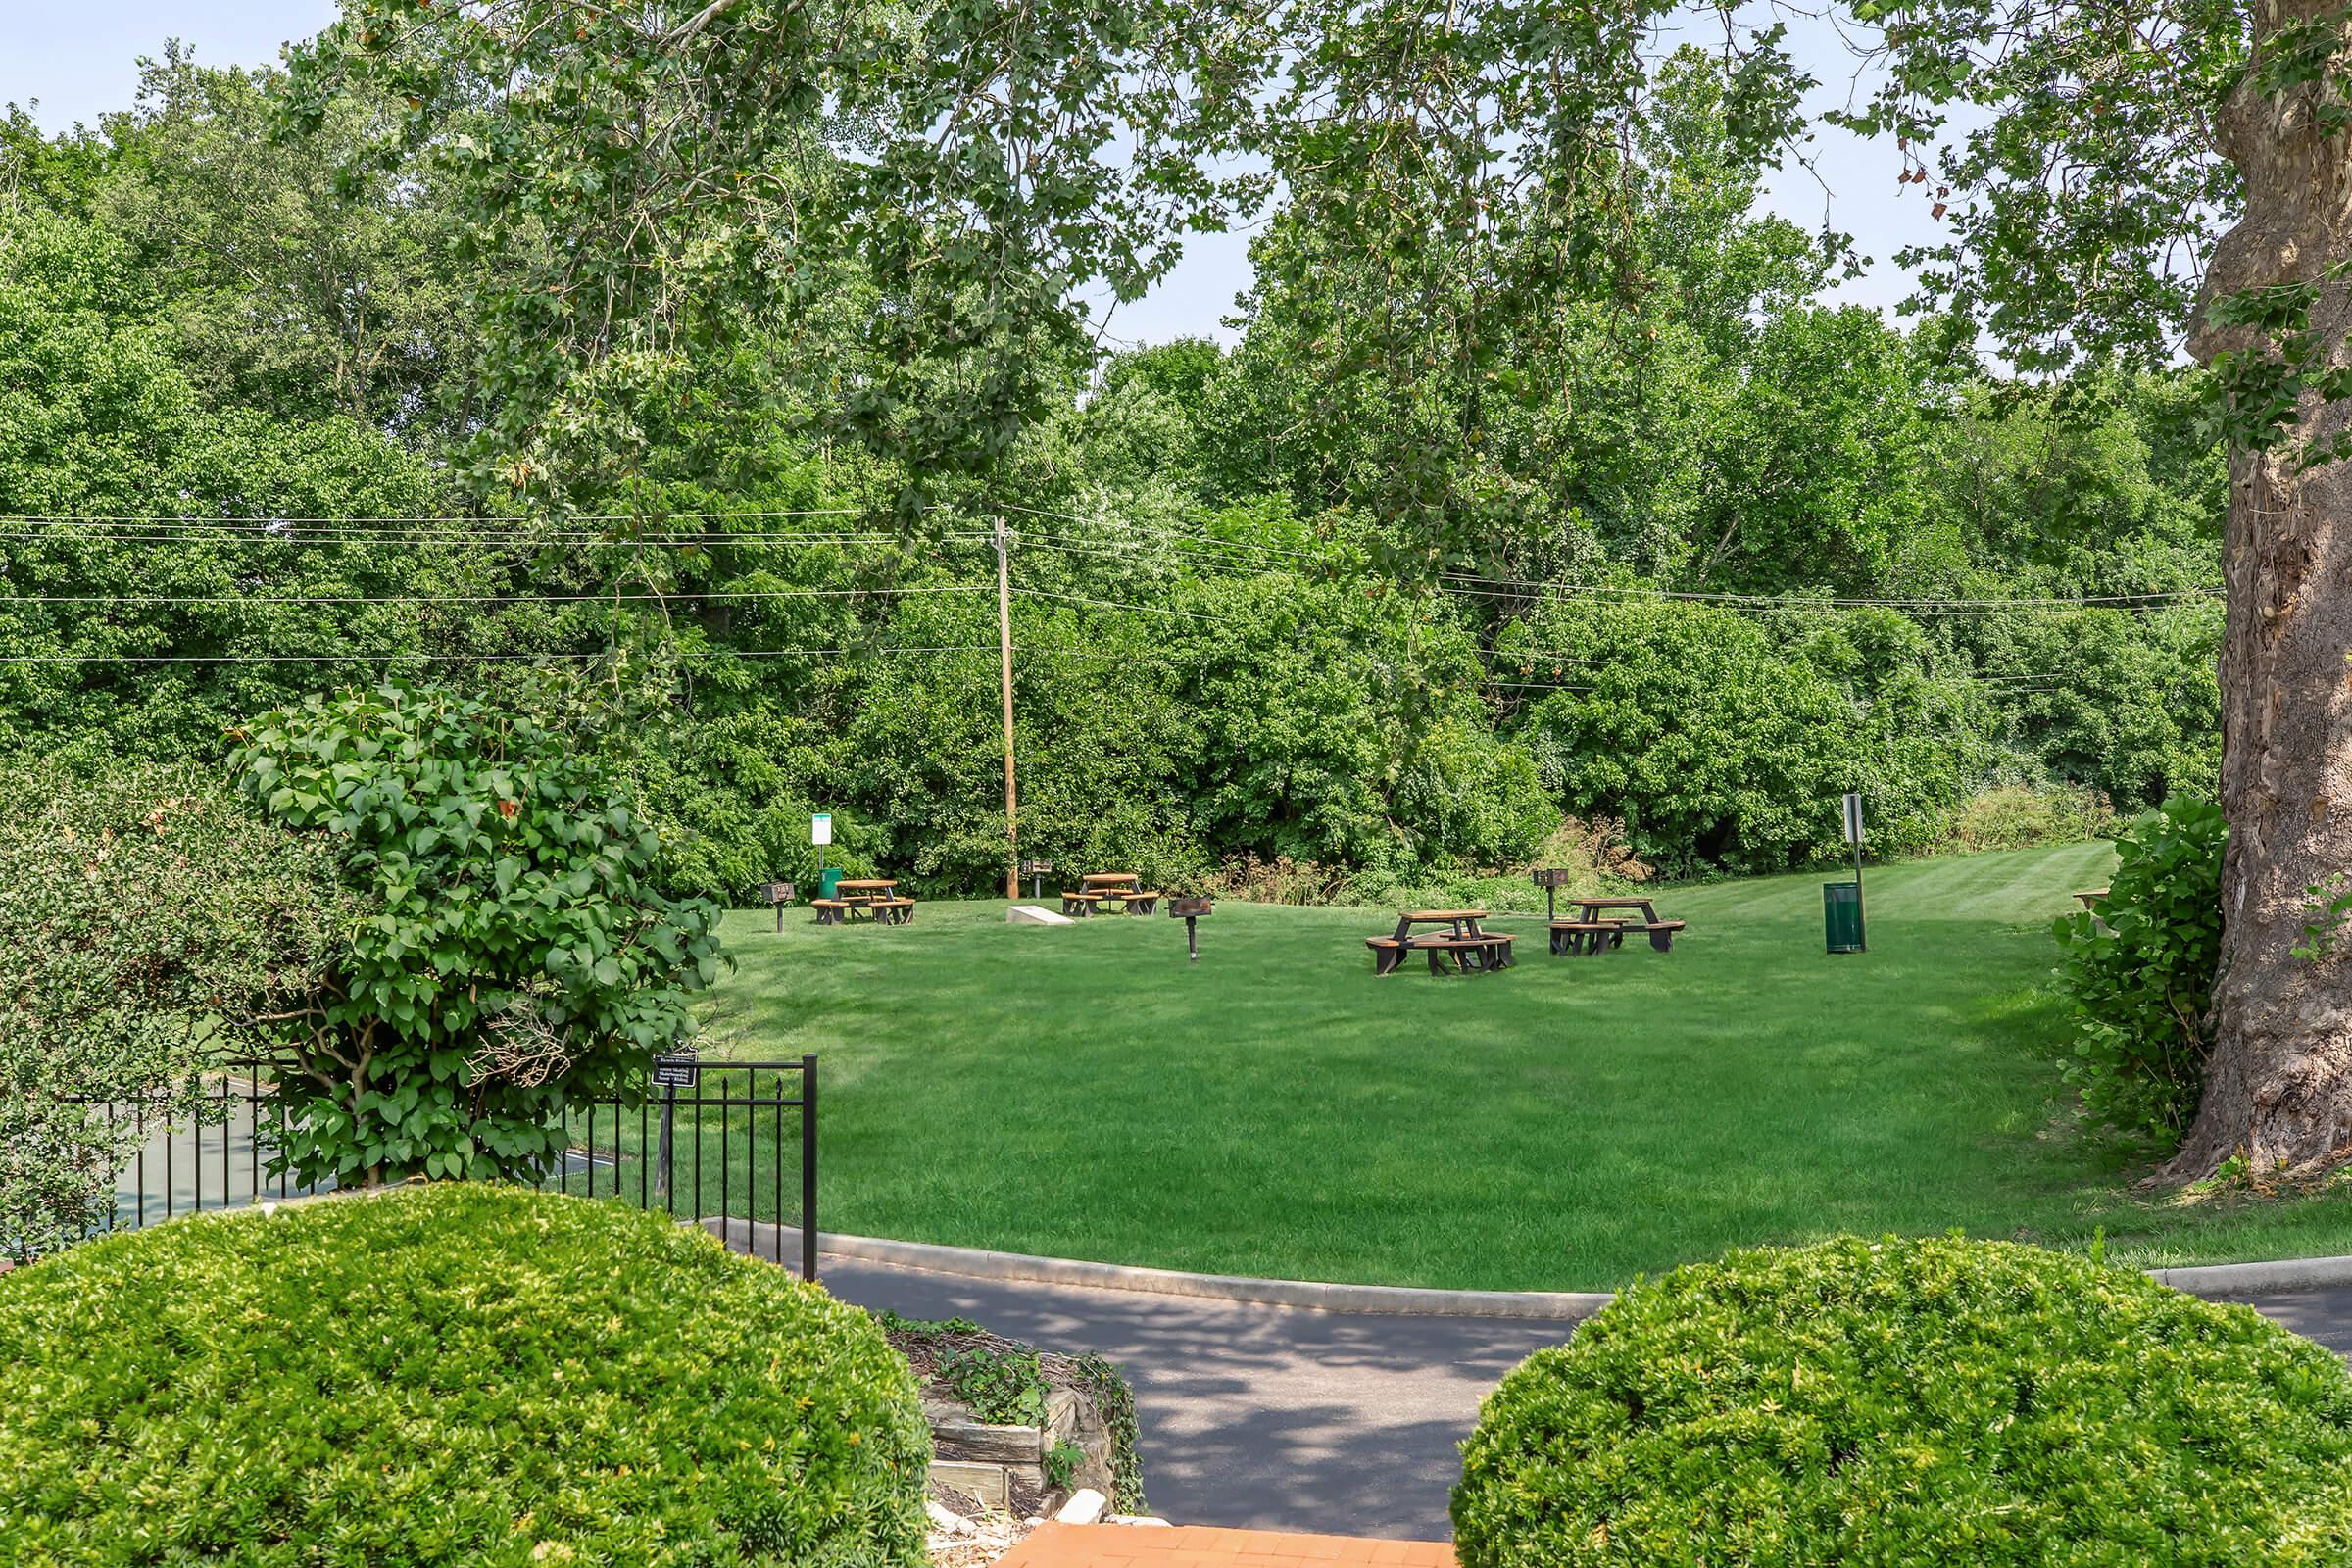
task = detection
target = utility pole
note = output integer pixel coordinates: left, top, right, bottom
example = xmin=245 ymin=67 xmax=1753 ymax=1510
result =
xmin=994 ymin=515 xmax=1019 ymax=900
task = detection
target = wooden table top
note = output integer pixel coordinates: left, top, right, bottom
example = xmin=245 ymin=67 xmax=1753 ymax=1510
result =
xmin=1081 ymin=872 xmax=1141 ymax=886
xmin=1575 ymin=896 xmax=1656 ymax=910
xmin=836 ymin=879 xmax=897 ymax=892
xmin=1400 ymin=909 xmax=1486 ymax=922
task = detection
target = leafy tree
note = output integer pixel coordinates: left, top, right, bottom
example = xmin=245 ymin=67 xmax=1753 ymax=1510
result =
xmin=92 ymin=47 xmax=478 ymax=441
xmin=282 ymin=0 xmax=1258 ymax=512
xmin=228 ymin=684 xmax=725 ymax=1188
xmin=0 ymin=760 xmax=351 ymax=1260
xmin=1503 ymin=599 xmax=1975 ymax=873
xmin=1840 ymin=0 xmax=2352 ymax=1176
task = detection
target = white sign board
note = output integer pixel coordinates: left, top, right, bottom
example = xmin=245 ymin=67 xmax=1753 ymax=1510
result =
xmin=1842 ymin=793 xmax=1865 ymax=845
xmin=811 ymin=812 xmax=832 ymax=847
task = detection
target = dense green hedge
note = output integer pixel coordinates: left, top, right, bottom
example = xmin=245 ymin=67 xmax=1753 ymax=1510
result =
xmin=1453 ymin=1237 xmax=2352 ymax=1566
xmin=2053 ymin=798 xmax=2227 ymax=1147
xmin=0 ymin=1186 xmax=930 ymax=1567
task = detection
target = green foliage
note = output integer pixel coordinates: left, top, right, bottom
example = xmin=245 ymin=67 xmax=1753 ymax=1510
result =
xmin=1504 ymin=600 xmax=1975 ymax=875
xmin=0 ymin=760 xmax=352 ymax=1260
xmin=938 ymin=1344 xmax=1052 ymax=1428
xmin=2053 ymin=799 xmax=2229 ymax=1145
xmin=228 ymin=684 xmax=725 ymax=1187
xmin=0 ymin=27 xmax=2232 ymax=897
xmin=876 ymin=1311 xmax=1148 ymax=1513
xmin=283 ymin=0 xmax=1256 ymax=508
xmin=1071 ymin=1353 xmax=1149 ymax=1515
xmin=1944 ymin=782 xmax=2120 ymax=854
xmin=0 ymin=1185 xmax=931 ymax=1566
xmin=1042 ymin=1439 xmax=1086 ymax=1493
xmin=2299 ymin=874 xmax=2352 ymax=962
xmin=1452 ymin=1236 xmax=2352 ymax=1566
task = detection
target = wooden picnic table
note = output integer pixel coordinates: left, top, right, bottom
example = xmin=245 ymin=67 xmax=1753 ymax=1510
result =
xmin=1067 ymin=872 xmax=1159 ymax=915
xmin=2073 ymin=887 xmax=2110 ymax=909
xmin=1369 ymin=909 xmax=1514 ymax=974
xmin=1391 ymin=908 xmax=1489 ymax=944
xmin=1571 ymin=896 xmax=1659 ymax=923
xmin=1549 ymin=895 xmax=1684 ymax=956
xmin=816 ymin=878 xmax=915 ymax=926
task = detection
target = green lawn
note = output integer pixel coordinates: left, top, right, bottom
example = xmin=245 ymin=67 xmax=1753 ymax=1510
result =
xmin=690 ymin=845 xmax=2352 ymax=1291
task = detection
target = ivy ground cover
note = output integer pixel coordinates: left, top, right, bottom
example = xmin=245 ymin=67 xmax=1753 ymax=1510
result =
xmin=684 ymin=843 xmax=2352 ymax=1291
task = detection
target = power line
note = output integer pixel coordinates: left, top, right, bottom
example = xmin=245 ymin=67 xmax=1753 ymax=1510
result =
xmin=997 ymin=502 xmax=1329 ymax=564
xmin=0 ymin=643 xmax=1004 ymax=665
xmin=0 ymin=507 xmax=867 ymax=525
xmin=1437 ymin=571 xmax=2220 ymax=612
xmin=0 ymin=585 xmax=994 ymax=608
xmin=0 ymin=527 xmax=989 ymax=548
xmin=1013 ymin=587 xmax=1225 ymax=621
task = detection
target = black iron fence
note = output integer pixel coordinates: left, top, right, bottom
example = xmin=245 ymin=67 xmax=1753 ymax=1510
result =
xmin=83 ymin=1054 xmax=818 ymax=1281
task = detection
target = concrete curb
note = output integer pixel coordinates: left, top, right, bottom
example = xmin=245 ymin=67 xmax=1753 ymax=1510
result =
xmin=759 ymin=1223 xmax=2352 ymax=1318
xmin=821 ymin=1232 xmax=1616 ymax=1319
xmin=2149 ymin=1253 xmax=2352 ymax=1296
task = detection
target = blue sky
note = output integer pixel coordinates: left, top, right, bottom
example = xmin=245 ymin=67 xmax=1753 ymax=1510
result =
xmin=12 ymin=2 xmax=1943 ymax=345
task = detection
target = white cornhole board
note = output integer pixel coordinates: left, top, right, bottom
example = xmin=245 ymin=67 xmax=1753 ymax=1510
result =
xmin=1006 ymin=904 xmax=1073 ymax=926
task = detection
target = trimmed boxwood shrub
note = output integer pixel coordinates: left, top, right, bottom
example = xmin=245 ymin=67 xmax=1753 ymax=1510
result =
xmin=0 ymin=1186 xmax=930 ymax=1567
xmin=1453 ymin=1236 xmax=2352 ymax=1566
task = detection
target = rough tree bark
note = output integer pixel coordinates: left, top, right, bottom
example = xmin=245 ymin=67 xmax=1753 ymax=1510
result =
xmin=2172 ymin=0 xmax=2352 ymax=1180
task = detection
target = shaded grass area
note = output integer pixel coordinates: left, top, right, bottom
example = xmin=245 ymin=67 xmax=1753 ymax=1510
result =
xmin=688 ymin=845 xmax=2352 ymax=1291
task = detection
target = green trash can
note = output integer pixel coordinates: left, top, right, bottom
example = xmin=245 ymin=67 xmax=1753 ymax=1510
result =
xmin=1824 ymin=880 xmax=1864 ymax=954
xmin=818 ymin=867 xmax=843 ymax=900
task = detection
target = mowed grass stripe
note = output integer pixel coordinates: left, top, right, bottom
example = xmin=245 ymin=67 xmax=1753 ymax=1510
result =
xmin=657 ymin=844 xmax=2352 ymax=1291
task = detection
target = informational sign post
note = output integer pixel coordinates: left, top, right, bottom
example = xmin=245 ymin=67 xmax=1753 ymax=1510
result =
xmin=651 ymin=1054 xmax=698 ymax=1200
xmin=1842 ymin=792 xmax=1867 ymax=953
xmin=811 ymin=812 xmax=832 ymax=847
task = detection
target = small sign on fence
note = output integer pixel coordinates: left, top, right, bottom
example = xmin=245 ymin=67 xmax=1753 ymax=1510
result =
xmin=651 ymin=1055 xmax=699 ymax=1089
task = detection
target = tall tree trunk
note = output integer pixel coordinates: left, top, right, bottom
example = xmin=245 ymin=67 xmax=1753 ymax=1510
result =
xmin=2172 ymin=9 xmax=2352 ymax=1180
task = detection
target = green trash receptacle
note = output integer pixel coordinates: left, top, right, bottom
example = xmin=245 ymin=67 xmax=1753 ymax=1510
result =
xmin=1824 ymin=880 xmax=1864 ymax=954
xmin=818 ymin=867 xmax=843 ymax=900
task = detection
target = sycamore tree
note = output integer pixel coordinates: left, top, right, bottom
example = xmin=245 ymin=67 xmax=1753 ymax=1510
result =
xmin=1840 ymin=0 xmax=2351 ymax=1178
xmin=293 ymin=0 xmax=2340 ymax=1180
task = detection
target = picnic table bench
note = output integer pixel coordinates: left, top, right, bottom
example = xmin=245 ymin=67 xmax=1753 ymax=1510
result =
xmin=1064 ymin=872 xmax=1161 ymax=916
xmin=815 ymin=879 xmax=917 ymax=926
xmin=1366 ymin=909 xmax=1517 ymax=975
xmin=2073 ymin=887 xmax=2110 ymax=910
xmin=1547 ymin=896 xmax=1685 ymax=956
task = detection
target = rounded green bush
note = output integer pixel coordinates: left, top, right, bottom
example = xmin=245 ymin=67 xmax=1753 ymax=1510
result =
xmin=1453 ymin=1236 xmax=2352 ymax=1566
xmin=0 ymin=1186 xmax=930 ymax=1567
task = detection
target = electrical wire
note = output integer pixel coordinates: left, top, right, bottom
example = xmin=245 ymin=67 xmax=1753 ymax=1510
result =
xmin=0 ymin=643 xmax=1004 ymax=665
xmin=0 ymin=585 xmax=995 ymax=608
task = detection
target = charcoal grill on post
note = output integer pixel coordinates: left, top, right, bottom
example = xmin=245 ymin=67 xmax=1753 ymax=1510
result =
xmin=1531 ymin=867 xmax=1576 ymax=922
xmin=1168 ymin=896 xmax=1212 ymax=961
